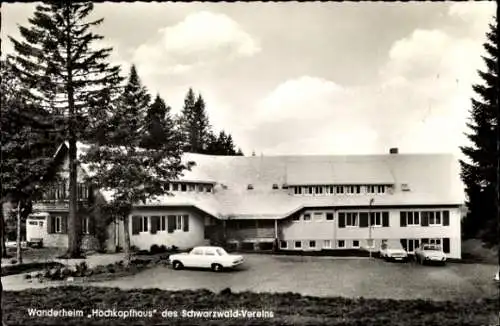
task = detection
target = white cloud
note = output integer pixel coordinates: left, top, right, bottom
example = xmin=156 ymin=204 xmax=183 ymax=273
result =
xmin=132 ymin=11 xmax=260 ymax=77
xmin=244 ymin=4 xmax=493 ymax=155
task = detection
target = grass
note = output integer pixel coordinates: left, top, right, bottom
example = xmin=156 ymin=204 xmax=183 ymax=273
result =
xmin=1 ymin=286 xmax=498 ymax=325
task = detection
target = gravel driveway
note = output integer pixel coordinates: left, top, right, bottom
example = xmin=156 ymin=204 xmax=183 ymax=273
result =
xmin=3 ymin=254 xmax=498 ymax=301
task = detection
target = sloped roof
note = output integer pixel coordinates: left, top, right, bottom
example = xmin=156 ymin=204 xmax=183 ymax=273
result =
xmin=56 ymin=142 xmax=465 ymax=219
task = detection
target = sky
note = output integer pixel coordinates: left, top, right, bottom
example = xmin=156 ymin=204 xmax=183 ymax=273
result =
xmin=1 ymin=2 xmax=496 ymax=156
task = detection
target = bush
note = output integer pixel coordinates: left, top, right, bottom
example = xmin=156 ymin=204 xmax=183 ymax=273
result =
xmin=159 ymin=245 xmax=167 ymax=253
xmin=150 ymin=244 xmax=161 ymax=254
xmin=170 ymin=245 xmax=179 ymax=252
xmin=130 ymin=245 xmax=138 ymax=252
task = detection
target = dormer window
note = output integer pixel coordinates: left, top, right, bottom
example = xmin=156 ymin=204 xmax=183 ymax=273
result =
xmin=247 ymin=184 xmax=254 ymax=190
xmin=401 ymin=183 xmax=410 ymax=191
xmin=272 ymin=184 xmax=279 ymax=189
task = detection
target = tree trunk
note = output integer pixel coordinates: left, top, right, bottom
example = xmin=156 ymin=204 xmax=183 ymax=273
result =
xmin=67 ymin=138 xmax=81 ymax=258
xmin=123 ymin=214 xmax=131 ymax=263
xmin=16 ymin=201 xmax=23 ymax=264
xmin=1 ymin=201 xmax=8 ymax=258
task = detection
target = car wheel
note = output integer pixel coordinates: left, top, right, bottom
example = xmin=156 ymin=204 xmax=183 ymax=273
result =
xmin=212 ymin=263 xmax=223 ymax=272
xmin=172 ymin=261 xmax=183 ymax=270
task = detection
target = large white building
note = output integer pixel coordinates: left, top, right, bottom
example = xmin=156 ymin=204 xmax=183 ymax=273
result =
xmin=27 ymin=143 xmax=465 ymax=259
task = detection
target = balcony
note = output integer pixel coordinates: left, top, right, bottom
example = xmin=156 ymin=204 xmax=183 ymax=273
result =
xmin=32 ymin=199 xmax=88 ymax=212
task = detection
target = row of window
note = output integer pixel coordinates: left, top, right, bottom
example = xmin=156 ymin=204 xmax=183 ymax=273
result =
xmin=293 ymin=184 xmax=390 ymax=195
xmin=280 ymin=237 xmax=451 ymax=253
xmin=131 ymin=215 xmax=190 ymax=234
xmin=44 ymin=216 xmax=90 ymax=234
xmin=41 ymin=182 xmax=89 ymax=200
xmin=166 ymin=183 xmax=213 ymax=193
xmin=291 ymin=210 xmax=451 ymax=228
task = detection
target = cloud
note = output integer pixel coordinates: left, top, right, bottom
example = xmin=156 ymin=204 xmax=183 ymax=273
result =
xmin=244 ymin=4 xmax=492 ymax=155
xmin=132 ymin=11 xmax=260 ymax=77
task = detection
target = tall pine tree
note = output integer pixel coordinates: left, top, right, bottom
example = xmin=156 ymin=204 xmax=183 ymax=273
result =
xmin=1 ymin=58 xmax=60 ymax=260
xmin=459 ymin=18 xmax=499 ymax=246
xmin=178 ymin=90 xmax=211 ymax=153
xmin=82 ymin=66 xmax=186 ymax=261
xmin=141 ymin=94 xmax=178 ymax=150
xmin=9 ymin=2 xmax=122 ymax=258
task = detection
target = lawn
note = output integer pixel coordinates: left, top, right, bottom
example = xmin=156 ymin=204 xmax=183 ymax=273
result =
xmin=1 ymin=286 xmax=498 ymax=326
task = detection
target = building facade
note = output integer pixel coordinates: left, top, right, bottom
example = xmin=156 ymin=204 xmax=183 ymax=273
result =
xmin=27 ymin=143 xmax=465 ymax=259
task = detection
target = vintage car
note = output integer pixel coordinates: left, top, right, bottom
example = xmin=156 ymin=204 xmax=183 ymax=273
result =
xmin=494 ymin=270 xmax=499 ymax=283
xmin=169 ymin=246 xmax=244 ymax=272
xmin=414 ymin=244 xmax=447 ymax=265
xmin=379 ymin=240 xmax=408 ymax=262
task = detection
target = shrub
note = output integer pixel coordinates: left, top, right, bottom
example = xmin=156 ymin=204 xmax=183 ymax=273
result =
xmin=159 ymin=245 xmax=167 ymax=253
xmin=150 ymin=244 xmax=160 ymax=254
xmin=129 ymin=245 xmax=138 ymax=252
xmin=170 ymin=245 xmax=179 ymax=252
xmin=76 ymin=262 xmax=88 ymax=274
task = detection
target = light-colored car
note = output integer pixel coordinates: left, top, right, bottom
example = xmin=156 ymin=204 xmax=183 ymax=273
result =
xmin=494 ymin=270 xmax=499 ymax=283
xmin=169 ymin=246 xmax=244 ymax=272
xmin=414 ymin=244 xmax=446 ymax=265
xmin=379 ymin=240 xmax=408 ymax=262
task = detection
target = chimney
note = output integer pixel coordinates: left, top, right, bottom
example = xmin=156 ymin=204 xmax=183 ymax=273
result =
xmin=389 ymin=148 xmax=399 ymax=154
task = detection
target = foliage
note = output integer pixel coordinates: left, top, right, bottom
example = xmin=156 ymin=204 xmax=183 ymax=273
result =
xmin=140 ymin=94 xmax=180 ymax=150
xmin=459 ymin=18 xmax=499 ymax=245
xmin=81 ymin=65 xmax=187 ymax=259
xmin=2 ymin=287 xmax=498 ymax=325
xmin=8 ymin=2 xmax=122 ymax=257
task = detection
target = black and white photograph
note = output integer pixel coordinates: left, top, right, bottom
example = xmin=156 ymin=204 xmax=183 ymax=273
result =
xmin=1 ymin=1 xmax=499 ymax=325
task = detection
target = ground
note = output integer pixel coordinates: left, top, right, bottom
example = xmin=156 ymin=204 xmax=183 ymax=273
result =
xmin=2 ymin=253 xmax=498 ymax=301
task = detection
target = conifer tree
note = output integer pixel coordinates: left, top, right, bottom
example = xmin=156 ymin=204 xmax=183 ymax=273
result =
xmin=178 ymin=90 xmax=211 ymax=153
xmin=82 ymin=66 xmax=186 ymax=261
xmin=141 ymin=94 xmax=178 ymax=150
xmin=459 ymin=18 xmax=499 ymax=245
xmin=8 ymin=2 xmax=122 ymax=257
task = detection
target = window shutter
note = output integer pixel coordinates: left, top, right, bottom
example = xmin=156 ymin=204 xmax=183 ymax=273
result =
xmin=88 ymin=216 xmax=96 ymax=235
xmin=183 ymin=215 xmax=189 ymax=232
xmin=400 ymin=239 xmax=407 ymax=251
xmin=338 ymin=213 xmax=345 ymax=228
xmin=400 ymin=212 xmax=407 ymax=227
xmin=62 ymin=215 xmax=68 ymax=234
xmin=382 ymin=212 xmax=389 ymax=227
xmin=421 ymin=212 xmax=429 ymax=226
xmin=443 ymin=238 xmax=450 ymax=253
xmin=443 ymin=211 xmax=449 ymax=226
xmin=168 ymin=215 xmax=176 ymax=233
xmin=150 ymin=216 xmax=159 ymax=234
xmin=131 ymin=216 xmax=141 ymax=235
xmin=47 ymin=215 xmax=53 ymax=234
xmin=359 ymin=213 xmax=368 ymax=228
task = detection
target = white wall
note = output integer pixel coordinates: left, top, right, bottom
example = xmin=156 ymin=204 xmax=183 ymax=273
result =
xmin=128 ymin=208 xmax=205 ymax=251
xmin=280 ymin=207 xmax=462 ymax=258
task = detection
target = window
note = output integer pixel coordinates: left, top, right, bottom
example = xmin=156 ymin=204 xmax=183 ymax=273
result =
xmin=328 ymin=186 xmax=335 ymax=194
xmin=323 ymin=240 xmax=331 ymax=248
xmin=165 ymin=184 xmax=171 ymax=191
xmin=429 ymin=211 xmax=441 ymax=225
xmin=247 ymin=184 xmax=254 ymax=190
xmin=141 ymin=216 xmax=148 ymax=232
xmin=292 ymin=214 xmax=300 ymax=221
xmin=338 ymin=240 xmax=345 ymax=248
xmin=192 ymin=248 xmax=203 ymax=255
xmin=376 ymin=185 xmax=385 ymax=194
xmin=346 ymin=212 xmax=358 ymax=227
xmin=294 ymin=187 xmax=302 ymax=195
xmin=369 ymin=212 xmax=382 ymax=227
xmin=326 ymin=213 xmax=334 ymax=221
xmin=188 ymin=184 xmax=195 ymax=191
xmin=367 ymin=185 xmax=376 ymax=193
xmin=172 ymin=183 xmax=179 ymax=191
xmin=181 ymin=183 xmax=187 ymax=192
xmin=407 ymin=212 xmax=420 ymax=225
xmin=272 ymin=184 xmax=279 ymax=189
xmin=39 ymin=221 xmax=44 ymax=227
xmin=315 ymin=186 xmax=323 ymax=194
xmin=294 ymin=241 xmax=302 ymax=249
xmin=205 ymin=248 xmax=216 ymax=256
xmin=303 ymin=213 xmax=311 ymax=221
xmin=206 ymin=185 xmax=212 ymax=193
xmin=313 ymin=212 xmax=323 ymax=220
xmin=176 ymin=215 xmax=183 ymax=230
xmin=82 ymin=217 xmax=89 ymax=234
xmin=336 ymin=186 xmax=344 ymax=194
xmin=77 ymin=183 xmax=88 ymax=199
xmin=50 ymin=216 xmax=62 ymax=233
xmin=401 ymin=239 xmax=420 ymax=253
xmin=280 ymin=241 xmax=288 ymax=249
xmin=28 ymin=221 xmax=38 ymax=226
xmin=429 ymin=238 xmax=441 ymax=246
xmin=306 ymin=186 xmax=313 ymax=194
xmin=160 ymin=216 xmax=166 ymax=231
xmin=309 ymin=240 xmax=316 ymax=248
xmin=352 ymin=240 xmax=360 ymax=248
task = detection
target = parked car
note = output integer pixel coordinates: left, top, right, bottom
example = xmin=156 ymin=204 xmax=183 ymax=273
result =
xmin=494 ymin=270 xmax=499 ymax=283
xmin=169 ymin=246 xmax=244 ymax=272
xmin=414 ymin=244 xmax=446 ymax=265
xmin=379 ymin=240 xmax=408 ymax=262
